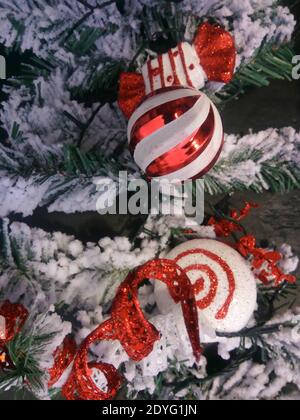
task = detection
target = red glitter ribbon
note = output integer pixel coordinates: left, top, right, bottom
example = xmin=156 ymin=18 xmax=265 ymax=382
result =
xmin=118 ymin=22 xmax=236 ymax=118
xmin=112 ymin=259 xmax=201 ymax=362
xmin=63 ymin=259 xmax=201 ymax=400
xmin=237 ymin=235 xmax=296 ymax=286
xmin=208 ymin=202 xmax=258 ymax=237
xmin=62 ymin=319 xmax=122 ymax=400
xmin=48 ymin=336 xmax=77 ymax=388
xmin=118 ymin=72 xmax=145 ymax=120
xmin=207 ymin=203 xmax=295 ymax=286
xmin=0 ymin=301 xmax=78 ymax=389
xmin=193 ymin=22 xmax=236 ymax=84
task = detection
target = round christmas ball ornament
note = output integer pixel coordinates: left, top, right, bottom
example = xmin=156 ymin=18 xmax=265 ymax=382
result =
xmin=127 ymin=86 xmax=224 ymax=182
xmin=154 ymin=239 xmax=257 ymax=333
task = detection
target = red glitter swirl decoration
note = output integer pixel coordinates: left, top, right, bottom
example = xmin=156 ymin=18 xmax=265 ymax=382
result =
xmin=174 ymin=249 xmax=236 ymax=320
xmin=63 ymin=259 xmax=201 ymax=400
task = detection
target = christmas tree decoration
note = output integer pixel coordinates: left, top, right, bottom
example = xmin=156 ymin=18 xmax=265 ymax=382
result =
xmin=111 ymin=259 xmax=201 ymax=362
xmin=62 ymin=319 xmax=123 ymax=401
xmin=208 ymin=202 xmax=258 ymax=237
xmin=0 ymin=299 xmax=73 ymax=395
xmin=142 ymin=22 xmax=236 ymax=94
xmin=237 ymin=235 xmax=296 ymax=286
xmin=0 ymin=3 xmax=297 ymax=217
xmin=63 ymin=258 xmax=201 ymax=400
xmin=48 ymin=336 xmax=77 ymax=389
xmin=127 ymin=86 xmax=224 ymax=181
xmin=0 ymin=215 xmax=298 ymax=400
xmin=155 ymin=239 xmax=257 ymax=333
xmin=0 ymin=0 xmax=299 ymax=403
xmin=118 ymin=22 xmax=236 ymax=181
xmin=118 ymin=22 xmax=236 ymax=119
xmin=207 ymin=203 xmax=297 ymax=287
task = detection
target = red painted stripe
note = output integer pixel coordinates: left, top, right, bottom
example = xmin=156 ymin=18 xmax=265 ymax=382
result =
xmin=168 ymin=49 xmax=180 ymax=86
xmin=157 ymin=54 xmax=165 ymax=88
xmin=184 ymin=264 xmax=218 ymax=310
xmin=147 ymin=60 xmax=154 ymax=92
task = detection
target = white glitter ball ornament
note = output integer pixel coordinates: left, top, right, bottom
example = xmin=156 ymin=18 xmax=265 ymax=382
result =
xmin=154 ymin=239 xmax=257 ymax=333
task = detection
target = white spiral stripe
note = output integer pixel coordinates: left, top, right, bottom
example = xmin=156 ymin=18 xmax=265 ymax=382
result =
xmin=127 ymin=88 xmax=200 ymax=140
xmin=154 ymin=103 xmax=223 ymax=182
xmin=133 ymin=94 xmax=211 ymax=172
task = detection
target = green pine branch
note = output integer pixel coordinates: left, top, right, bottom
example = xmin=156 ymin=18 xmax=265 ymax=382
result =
xmin=2 ymin=2 xmax=298 ymax=108
xmin=205 ymin=162 xmax=300 ymax=195
xmin=204 ymin=131 xmax=300 ymax=195
xmin=1 ymin=328 xmax=56 ymax=394
xmin=216 ymin=44 xmax=296 ymax=105
xmin=0 ymin=119 xmax=125 ymax=178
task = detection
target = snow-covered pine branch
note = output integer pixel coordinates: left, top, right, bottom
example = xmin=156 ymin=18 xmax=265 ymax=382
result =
xmin=0 ymin=217 xmax=298 ymax=399
xmin=206 ymin=309 xmax=300 ymax=400
xmin=0 ymin=1 xmax=296 ymax=216
xmin=0 ymin=1 xmax=296 ymax=96
xmin=0 ymin=217 xmax=160 ymax=311
xmin=0 ymin=1 xmax=295 ymax=64
xmin=0 ymin=127 xmax=299 ymax=216
xmin=0 ymin=307 xmax=72 ymax=399
xmin=204 ymin=127 xmax=300 ymax=194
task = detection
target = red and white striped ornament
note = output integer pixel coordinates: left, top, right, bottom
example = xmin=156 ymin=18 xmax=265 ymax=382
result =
xmin=118 ymin=23 xmax=236 ymax=119
xmin=128 ymin=86 xmax=223 ymax=182
xmin=154 ymin=239 xmax=257 ymax=333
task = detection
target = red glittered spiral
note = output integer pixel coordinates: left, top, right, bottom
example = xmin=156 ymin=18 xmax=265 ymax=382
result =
xmin=112 ymin=259 xmax=202 ymax=362
xmin=174 ymin=249 xmax=236 ymax=320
